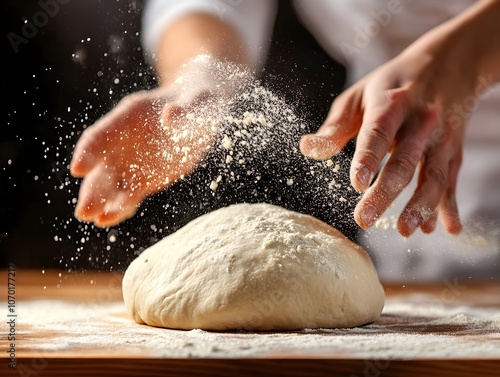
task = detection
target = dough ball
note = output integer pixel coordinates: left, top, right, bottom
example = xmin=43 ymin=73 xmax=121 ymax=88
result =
xmin=122 ymin=203 xmax=384 ymax=330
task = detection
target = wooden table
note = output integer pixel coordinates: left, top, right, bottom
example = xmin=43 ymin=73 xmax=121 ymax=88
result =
xmin=1 ymin=269 xmax=499 ymax=376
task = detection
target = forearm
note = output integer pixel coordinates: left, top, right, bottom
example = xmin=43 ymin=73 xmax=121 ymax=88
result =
xmin=462 ymin=0 xmax=500 ymax=81
xmin=446 ymin=0 xmax=500 ymax=83
xmin=154 ymin=13 xmax=250 ymax=86
xmin=397 ymin=0 xmax=500 ymax=97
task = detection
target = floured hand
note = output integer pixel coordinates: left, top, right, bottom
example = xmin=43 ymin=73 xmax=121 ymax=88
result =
xmin=299 ymin=12 xmax=498 ymax=237
xmin=70 ymin=89 xmax=214 ymax=227
xmin=70 ymin=56 xmax=249 ymax=227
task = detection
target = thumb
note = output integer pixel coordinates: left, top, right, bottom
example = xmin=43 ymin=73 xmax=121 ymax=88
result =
xmin=300 ymin=89 xmax=362 ymax=160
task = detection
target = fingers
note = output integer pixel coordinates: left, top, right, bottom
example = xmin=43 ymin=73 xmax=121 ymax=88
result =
xmin=354 ymin=105 xmax=438 ymax=230
xmin=300 ymin=88 xmax=362 ymax=160
xmin=397 ymin=150 xmax=449 ymax=237
xmin=70 ymin=124 xmax=107 ymax=178
xmin=74 ymin=166 xmax=110 ymax=222
xmin=95 ymin=191 xmax=141 ymax=228
xmin=420 ymin=210 xmax=438 ymax=234
xmin=70 ymin=107 xmax=126 ymax=178
xmin=71 ymin=91 xmax=158 ymax=178
xmin=396 ymin=108 xmax=463 ymax=237
xmin=437 ymin=150 xmax=462 ymax=234
xmin=74 ymin=166 xmax=141 ymax=228
xmin=350 ymin=88 xmax=412 ymax=192
xmin=299 ymin=134 xmax=344 ymax=161
xmin=354 ymin=100 xmax=462 ymax=238
xmin=397 ymin=148 xmax=462 ymax=237
xmin=438 ymin=188 xmax=462 ymax=235
xmin=304 ymin=82 xmax=461 ymax=237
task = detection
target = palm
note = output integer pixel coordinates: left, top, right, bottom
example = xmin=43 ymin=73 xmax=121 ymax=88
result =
xmin=70 ymin=91 xmax=211 ymax=227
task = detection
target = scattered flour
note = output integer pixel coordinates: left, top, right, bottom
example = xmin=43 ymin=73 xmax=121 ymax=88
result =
xmin=54 ymin=54 xmax=358 ymax=272
xmin=161 ymin=56 xmax=357 ymax=226
xmin=16 ymin=295 xmax=500 ymax=359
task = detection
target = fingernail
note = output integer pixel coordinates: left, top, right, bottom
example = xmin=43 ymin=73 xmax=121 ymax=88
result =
xmin=356 ymin=166 xmax=373 ymax=191
xmin=360 ymin=205 xmax=377 ymax=228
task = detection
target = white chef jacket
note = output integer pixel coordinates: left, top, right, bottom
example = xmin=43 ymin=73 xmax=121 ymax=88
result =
xmin=142 ymin=0 xmax=500 ymax=281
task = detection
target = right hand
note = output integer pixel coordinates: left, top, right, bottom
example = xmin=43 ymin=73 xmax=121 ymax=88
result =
xmin=71 ymin=55 xmax=250 ymax=228
xmin=70 ymin=88 xmax=216 ymax=228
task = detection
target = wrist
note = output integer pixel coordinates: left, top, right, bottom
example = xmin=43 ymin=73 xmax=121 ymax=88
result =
xmin=471 ymin=1 xmax=500 ymax=83
xmin=155 ymin=13 xmax=250 ymax=87
xmin=406 ymin=0 xmax=500 ymax=96
xmin=450 ymin=0 xmax=500 ymax=83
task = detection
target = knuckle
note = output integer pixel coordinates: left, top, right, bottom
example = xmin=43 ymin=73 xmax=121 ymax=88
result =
xmin=375 ymin=91 xmax=408 ymax=122
xmin=372 ymin=177 xmax=400 ymax=203
xmin=367 ymin=122 xmax=393 ymax=146
xmin=389 ymin=151 xmax=419 ymax=184
xmin=425 ymin=164 xmax=447 ymax=189
xmin=357 ymin=148 xmax=380 ymax=170
xmin=386 ymin=87 xmax=411 ymax=105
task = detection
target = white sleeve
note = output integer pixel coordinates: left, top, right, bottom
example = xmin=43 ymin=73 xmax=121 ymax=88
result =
xmin=141 ymin=0 xmax=278 ymax=71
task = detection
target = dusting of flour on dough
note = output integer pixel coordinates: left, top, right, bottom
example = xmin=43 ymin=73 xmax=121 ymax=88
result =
xmin=18 ymin=296 xmax=500 ymax=359
xmin=122 ymin=203 xmax=384 ymax=331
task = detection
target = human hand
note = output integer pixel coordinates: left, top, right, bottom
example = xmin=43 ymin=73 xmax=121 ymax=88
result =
xmin=70 ymin=55 xmax=248 ymax=227
xmin=300 ymin=21 xmax=492 ymax=237
xmin=69 ymin=88 xmax=214 ymax=227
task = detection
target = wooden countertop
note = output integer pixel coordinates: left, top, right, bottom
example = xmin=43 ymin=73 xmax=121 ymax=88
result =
xmin=1 ymin=269 xmax=499 ymax=376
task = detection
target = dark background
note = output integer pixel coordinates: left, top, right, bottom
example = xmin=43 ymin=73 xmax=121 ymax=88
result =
xmin=1 ymin=0 xmax=350 ymax=271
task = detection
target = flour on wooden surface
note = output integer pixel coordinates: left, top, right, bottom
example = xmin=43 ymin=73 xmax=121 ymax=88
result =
xmin=17 ymin=295 xmax=500 ymax=359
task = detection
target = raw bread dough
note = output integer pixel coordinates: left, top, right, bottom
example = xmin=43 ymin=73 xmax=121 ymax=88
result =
xmin=122 ymin=203 xmax=385 ymax=330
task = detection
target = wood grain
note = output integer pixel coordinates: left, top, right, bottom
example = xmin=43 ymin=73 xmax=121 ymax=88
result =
xmin=4 ymin=358 xmax=500 ymax=377
xmin=1 ymin=269 xmax=500 ymax=377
